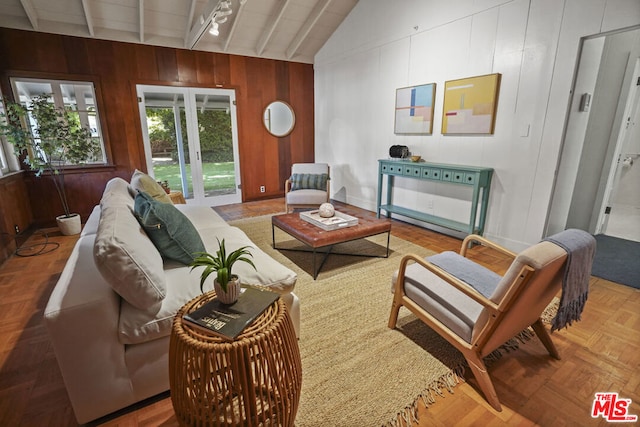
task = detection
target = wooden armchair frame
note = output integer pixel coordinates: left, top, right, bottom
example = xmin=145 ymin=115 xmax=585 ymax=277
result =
xmin=389 ymin=234 xmax=567 ymax=411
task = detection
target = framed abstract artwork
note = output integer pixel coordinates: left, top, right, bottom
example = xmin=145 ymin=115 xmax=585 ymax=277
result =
xmin=394 ymin=83 xmax=436 ymax=134
xmin=442 ymin=73 xmax=501 ymax=135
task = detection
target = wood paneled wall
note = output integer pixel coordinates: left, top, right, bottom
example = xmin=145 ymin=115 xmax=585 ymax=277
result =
xmin=0 ymin=28 xmax=314 ymax=229
xmin=0 ymin=172 xmax=32 ymax=264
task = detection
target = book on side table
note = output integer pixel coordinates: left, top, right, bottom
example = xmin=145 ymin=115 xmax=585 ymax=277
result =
xmin=182 ymin=287 xmax=279 ymax=341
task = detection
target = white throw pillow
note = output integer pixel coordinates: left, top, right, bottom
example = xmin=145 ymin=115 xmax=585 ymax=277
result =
xmin=94 ymin=204 xmax=167 ymax=309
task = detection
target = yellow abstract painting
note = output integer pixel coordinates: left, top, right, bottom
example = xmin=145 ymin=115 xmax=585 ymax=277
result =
xmin=442 ymin=73 xmax=501 ymax=134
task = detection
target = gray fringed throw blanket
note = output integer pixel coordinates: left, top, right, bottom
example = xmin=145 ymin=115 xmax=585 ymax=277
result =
xmin=544 ymin=229 xmax=596 ymax=332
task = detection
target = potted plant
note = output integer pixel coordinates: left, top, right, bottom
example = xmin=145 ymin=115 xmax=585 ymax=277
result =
xmin=190 ymin=238 xmax=256 ymax=304
xmin=0 ymin=94 xmax=99 ymax=235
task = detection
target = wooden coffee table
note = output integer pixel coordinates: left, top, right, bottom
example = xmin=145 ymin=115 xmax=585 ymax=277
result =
xmin=272 ymin=208 xmax=392 ymax=279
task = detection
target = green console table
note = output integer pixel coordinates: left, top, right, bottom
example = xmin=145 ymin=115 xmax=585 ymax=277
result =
xmin=376 ymin=159 xmax=493 ymax=236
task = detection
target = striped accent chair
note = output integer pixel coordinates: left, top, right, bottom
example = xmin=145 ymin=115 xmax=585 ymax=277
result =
xmin=284 ymin=163 xmax=330 ymax=212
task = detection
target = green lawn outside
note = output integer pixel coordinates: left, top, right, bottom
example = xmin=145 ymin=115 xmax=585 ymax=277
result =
xmin=153 ymin=161 xmax=236 ymax=193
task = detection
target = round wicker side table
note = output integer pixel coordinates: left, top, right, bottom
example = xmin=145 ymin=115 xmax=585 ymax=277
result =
xmin=169 ymin=291 xmax=302 ymax=426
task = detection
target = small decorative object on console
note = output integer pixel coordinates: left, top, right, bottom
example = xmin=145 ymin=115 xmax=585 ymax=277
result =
xmin=389 ymin=145 xmax=409 ymax=158
xmin=318 ymin=202 xmax=335 ymax=218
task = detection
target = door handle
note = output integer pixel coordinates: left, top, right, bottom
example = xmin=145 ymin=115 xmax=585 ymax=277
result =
xmin=197 ymin=151 xmax=200 ymax=161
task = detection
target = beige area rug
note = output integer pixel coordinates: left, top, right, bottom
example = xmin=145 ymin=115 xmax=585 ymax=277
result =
xmin=230 ymin=216 xmax=549 ymax=426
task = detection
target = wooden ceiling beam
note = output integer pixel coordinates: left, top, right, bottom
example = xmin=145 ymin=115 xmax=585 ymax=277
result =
xmin=286 ymin=0 xmax=331 ymax=60
xmin=187 ymin=0 xmax=222 ymax=50
xmin=256 ymin=0 xmax=291 ymax=56
xmin=81 ymin=0 xmax=95 ymax=37
xmin=139 ymin=0 xmax=145 ymax=43
xmin=223 ymin=0 xmax=248 ymax=52
xmin=19 ymin=0 xmax=39 ymax=30
xmin=183 ymin=0 xmax=198 ymax=48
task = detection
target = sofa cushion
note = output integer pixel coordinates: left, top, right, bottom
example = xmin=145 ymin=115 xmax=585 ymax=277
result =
xmin=134 ymin=192 xmax=205 ymax=265
xmin=81 ymin=205 xmax=102 ymax=236
xmin=174 ymin=204 xmax=229 ymax=230
xmin=199 ymin=226 xmax=297 ymax=293
xmin=94 ymin=203 xmax=167 ymax=310
xmin=101 ymin=176 xmax=135 ymax=210
xmin=118 ymin=210 xmax=297 ymax=345
xmin=130 ymin=169 xmax=172 ymax=204
xmin=118 ymin=264 xmax=203 ymax=344
xmin=290 ymin=173 xmax=328 ymax=191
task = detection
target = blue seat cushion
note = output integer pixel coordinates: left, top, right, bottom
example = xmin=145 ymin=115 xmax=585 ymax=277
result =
xmin=427 ymin=251 xmax=502 ymax=298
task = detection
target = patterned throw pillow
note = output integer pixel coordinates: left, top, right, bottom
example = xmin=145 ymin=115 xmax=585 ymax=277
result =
xmin=130 ymin=169 xmax=172 ymax=204
xmin=134 ymin=191 xmax=205 ymax=265
xmin=290 ymin=173 xmax=328 ymax=191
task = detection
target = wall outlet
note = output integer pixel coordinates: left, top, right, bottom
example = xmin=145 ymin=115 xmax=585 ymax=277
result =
xmin=260 ymin=185 xmax=266 ymax=193
xmin=427 ymin=200 xmax=434 ymax=209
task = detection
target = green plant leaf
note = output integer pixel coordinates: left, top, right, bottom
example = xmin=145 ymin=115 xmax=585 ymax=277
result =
xmin=0 ymin=94 xmax=99 ymax=217
xmin=188 ymin=239 xmax=256 ymax=295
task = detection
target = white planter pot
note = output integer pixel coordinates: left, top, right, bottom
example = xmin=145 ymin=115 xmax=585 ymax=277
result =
xmin=56 ymin=213 xmax=82 ymax=236
xmin=214 ymin=277 xmax=241 ymax=304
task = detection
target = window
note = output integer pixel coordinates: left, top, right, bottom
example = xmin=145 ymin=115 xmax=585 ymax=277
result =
xmin=0 ymin=87 xmax=20 ymax=176
xmin=9 ymin=77 xmax=107 ymax=166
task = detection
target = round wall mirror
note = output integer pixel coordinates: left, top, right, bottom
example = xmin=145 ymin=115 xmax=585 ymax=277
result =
xmin=263 ymin=101 xmax=295 ymax=137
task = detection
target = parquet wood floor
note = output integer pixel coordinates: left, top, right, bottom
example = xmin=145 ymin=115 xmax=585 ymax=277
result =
xmin=0 ymin=198 xmax=637 ymax=426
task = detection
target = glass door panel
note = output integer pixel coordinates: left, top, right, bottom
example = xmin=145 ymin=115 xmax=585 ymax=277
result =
xmin=142 ymin=96 xmax=194 ymax=201
xmin=194 ymin=93 xmax=238 ymax=201
xmin=137 ymin=86 xmax=241 ymax=206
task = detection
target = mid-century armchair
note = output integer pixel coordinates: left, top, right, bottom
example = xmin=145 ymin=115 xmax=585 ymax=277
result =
xmin=388 ymin=229 xmax=596 ymax=411
xmin=284 ymin=163 xmax=330 ymax=212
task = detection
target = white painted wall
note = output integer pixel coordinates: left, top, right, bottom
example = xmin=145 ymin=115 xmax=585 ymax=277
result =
xmin=314 ymin=0 xmax=640 ymax=251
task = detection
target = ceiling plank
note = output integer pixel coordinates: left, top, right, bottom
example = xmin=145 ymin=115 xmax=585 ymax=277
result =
xmin=19 ymin=0 xmax=39 ymax=30
xmin=256 ymin=0 xmax=291 ymax=56
xmin=183 ymin=0 xmax=198 ymax=48
xmin=286 ymin=0 xmax=331 ymax=60
xmin=139 ymin=0 xmax=145 ymax=43
xmin=222 ymin=0 xmax=248 ymax=52
xmin=81 ymin=0 xmax=95 ymax=37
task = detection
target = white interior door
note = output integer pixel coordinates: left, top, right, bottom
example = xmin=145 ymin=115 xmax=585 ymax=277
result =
xmin=136 ymin=85 xmax=241 ymax=206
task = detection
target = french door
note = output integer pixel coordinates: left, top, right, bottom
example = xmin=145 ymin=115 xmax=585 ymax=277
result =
xmin=136 ymin=85 xmax=241 ymax=206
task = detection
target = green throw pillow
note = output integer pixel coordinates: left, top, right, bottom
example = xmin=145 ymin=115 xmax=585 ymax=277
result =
xmin=134 ymin=191 xmax=205 ymax=265
xmin=290 ymin=173 xmax=328 ymax=191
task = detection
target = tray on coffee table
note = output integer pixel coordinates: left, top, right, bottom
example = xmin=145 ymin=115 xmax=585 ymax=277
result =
xmin=299 ymin=210 xmax=358 ymax=231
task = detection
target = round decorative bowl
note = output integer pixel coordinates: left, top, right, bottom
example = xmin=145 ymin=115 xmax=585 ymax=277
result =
xmin=410 ymin=155 xmax=421 ymax=162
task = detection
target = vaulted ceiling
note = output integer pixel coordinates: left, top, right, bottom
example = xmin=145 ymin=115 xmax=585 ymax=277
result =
xmin=0 ymin=0 xmax=358 ymax=63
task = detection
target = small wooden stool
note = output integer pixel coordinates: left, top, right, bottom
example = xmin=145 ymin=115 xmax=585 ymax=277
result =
xmin=169 ymin=292 xmax=302 ymax=426
xmin=169 ymin=191 xmax=186 ymax=204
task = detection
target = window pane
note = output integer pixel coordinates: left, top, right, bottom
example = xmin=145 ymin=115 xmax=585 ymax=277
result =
xmin=10 ymin=77 xmax=107 ymax=166
xmin=0 ymin=90 xmax=13 ymax=174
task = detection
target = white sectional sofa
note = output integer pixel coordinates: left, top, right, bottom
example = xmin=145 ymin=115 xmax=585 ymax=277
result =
xmin=43 ymin=176 xmax=299 ymax=424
